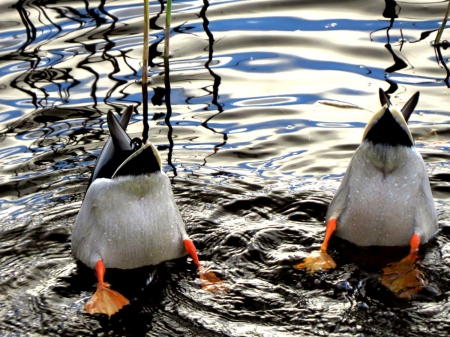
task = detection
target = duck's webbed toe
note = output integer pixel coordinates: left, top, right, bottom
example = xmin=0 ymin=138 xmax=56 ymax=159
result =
xmin=380 ymin=259 xmax=425 ymax=299
xmin=295 ymin=250 xmax=337 ymax=272
xmin=85 ymin=283 xmax=130 ymax=317
xmin=85 ymin=260 xmax=130 ymax=317
xmin=199 ymin=266 xmax=229 ymax=293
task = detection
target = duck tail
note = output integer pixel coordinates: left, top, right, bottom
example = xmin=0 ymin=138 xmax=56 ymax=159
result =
xmin=85 ymin=282 xmax=130 ymax=317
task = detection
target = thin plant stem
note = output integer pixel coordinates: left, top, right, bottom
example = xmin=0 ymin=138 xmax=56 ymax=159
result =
xmin=164 ymin=0 xmax=172 ymax=58
xmin=435 ymin=1 xmax=450 ymax=45
xmin=143 ymin=0 xmax=149 ymax=84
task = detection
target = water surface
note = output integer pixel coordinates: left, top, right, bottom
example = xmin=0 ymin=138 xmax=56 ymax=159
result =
xmin=1 ymin=0 xmax=450 ymax=336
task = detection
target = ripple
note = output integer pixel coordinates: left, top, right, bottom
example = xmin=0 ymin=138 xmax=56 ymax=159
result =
xmin=234 ymin=96 xmax=297 ymax=106
xmin=0 ymin=0 xmax=450 ymax=336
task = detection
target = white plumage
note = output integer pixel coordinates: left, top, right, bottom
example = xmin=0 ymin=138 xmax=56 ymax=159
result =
xmin=70 ymin=107 xmax=207 ymax=316
xmin=329 ymin=141 xmax=438 ymax=246
xmin=297 ymin=90 xmax=438 ymax=298
xmin=326 ymin=90 xmax=438 ymax=247
xmin=72 ymin=166 xmax=188 ymax=269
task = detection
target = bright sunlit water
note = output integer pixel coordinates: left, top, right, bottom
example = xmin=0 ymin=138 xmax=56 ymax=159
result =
xmin=1 ymin=0 xmax=450 ymax=336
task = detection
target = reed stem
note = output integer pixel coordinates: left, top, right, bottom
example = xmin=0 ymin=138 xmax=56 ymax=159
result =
xmin=143 ymin=0 xmax=149 ymax=84
xmin=164 ymin=0 xmax=172 ymax=58
xmin=435 ymin=1 xmax=450 ymax=45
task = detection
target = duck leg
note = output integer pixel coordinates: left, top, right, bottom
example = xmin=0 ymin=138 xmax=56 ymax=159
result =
xmin=85 ymin=260 xmax=130 ymax=317
xmin=183 ymin=239 xmax=227 ymax=292
xmin=183 ymin=239 xmax=200 ymax=267
xmin=380 ymin=233 xmax=425 ymax=298
xmin=295 ymin=218 xmax=337 ymax=272
xmin=404 ymin=233 xmax=420 ymax=262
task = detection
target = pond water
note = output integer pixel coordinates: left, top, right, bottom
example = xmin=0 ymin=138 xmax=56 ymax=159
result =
xmin=1 ymin=0 xmax=450 ymax=335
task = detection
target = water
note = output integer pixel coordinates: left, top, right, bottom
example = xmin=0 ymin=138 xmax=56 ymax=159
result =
xmin=1 ymin=0 xmax=450 ymax=335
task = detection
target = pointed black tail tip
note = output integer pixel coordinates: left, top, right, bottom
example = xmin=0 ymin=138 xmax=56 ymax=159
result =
xmin=106 ymin=105 xmax=134 ymax=129
xmin=378 ymin=88 xmax=420 ymax=123
xmin=106 ymin=111 xmax=118 ymax=139
xmin=113 ymin=141 xmax=163 ymax=178
xmin=379 ymin=88 xmax=391 ymax=107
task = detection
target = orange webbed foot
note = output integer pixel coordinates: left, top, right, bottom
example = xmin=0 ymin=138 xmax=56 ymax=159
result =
xmin=380 ymin=252 xmax=425 ymax=299
xmin=85 ymin=260 xmax=130 ymax=317
xmin=294 ymin=250 xmax=337 ymax=272
xmin=184 ymin=239 xmax=228 ymax=292
xmin=85 ymin=283 xmax=130 ymax=317
xmin=199 ymin=265 xmax=229 ymax=293
xmin=295 ymin=218 xmax=338 ymax=272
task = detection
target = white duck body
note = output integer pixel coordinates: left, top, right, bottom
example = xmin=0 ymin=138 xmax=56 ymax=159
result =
xmin=72 ymin=168 xmax=188 ymax=269
xmin=326 ymin=101 xmax=438 ymax=247
xmin=72 ymin=109 xmax=189 ymax=270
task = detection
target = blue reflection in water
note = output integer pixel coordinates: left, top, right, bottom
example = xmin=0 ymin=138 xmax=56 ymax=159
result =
xmin=182 ymin=17 xmax=441 ymax=33
xmin=0 ymin=1 xmax=449 ymax=336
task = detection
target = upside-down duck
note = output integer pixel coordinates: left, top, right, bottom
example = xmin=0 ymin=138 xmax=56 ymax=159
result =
xmin=72 ymin=106 xmax=221 ymax=316
xmin=297 ymin=90 xmax=439 ymax=297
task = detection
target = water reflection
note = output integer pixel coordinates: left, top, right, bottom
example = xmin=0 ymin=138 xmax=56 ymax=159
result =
xmin=1 ymin=0 xmax=450 ymax=336
xmin=369 ymin=0 xmax=450 ymax=92
xmin=198 ymin=0 xmax=227 ymax=165
xmin=434 ymin=40 xmax=450 ymax=87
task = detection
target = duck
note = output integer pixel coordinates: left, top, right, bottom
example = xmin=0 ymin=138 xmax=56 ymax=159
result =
xmin=297 ymin=89 xmax=439 ymax=295
xmin=72 ymin=106 xmax=217 ymax=317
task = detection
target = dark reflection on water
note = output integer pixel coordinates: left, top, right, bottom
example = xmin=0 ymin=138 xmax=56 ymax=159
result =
xmin=1 ymin=0 xmax=450 ymax=336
